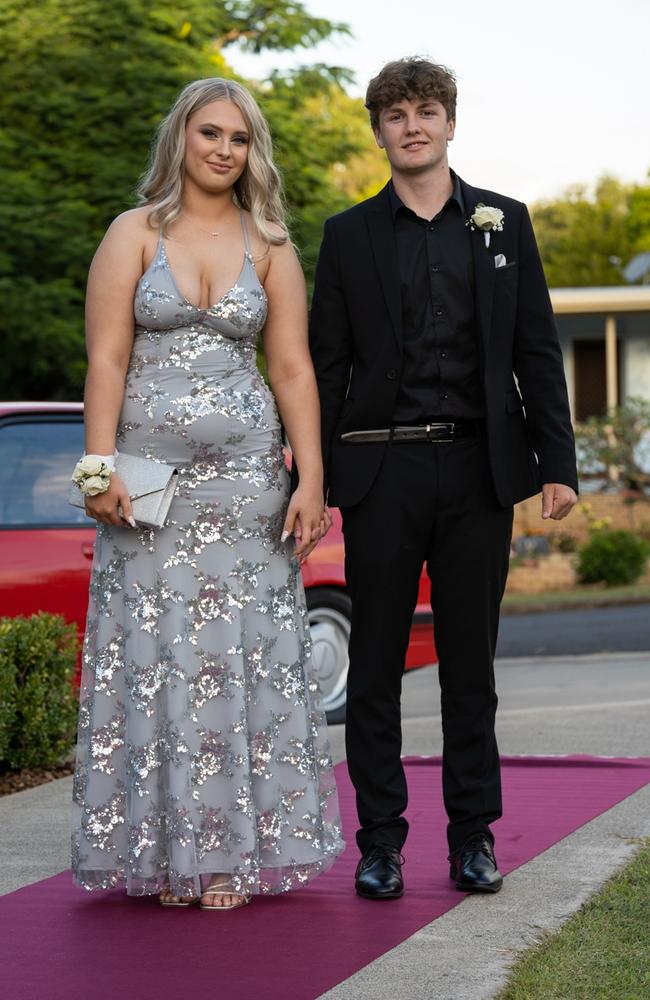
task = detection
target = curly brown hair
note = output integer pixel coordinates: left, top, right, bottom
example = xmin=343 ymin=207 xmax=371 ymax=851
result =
xmin=365 ymin=57 xmax=457 ymax=131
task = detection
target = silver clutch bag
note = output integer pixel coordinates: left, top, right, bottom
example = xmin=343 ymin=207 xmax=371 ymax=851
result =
xmin=69 ymin=452 xmax=178 ymax=529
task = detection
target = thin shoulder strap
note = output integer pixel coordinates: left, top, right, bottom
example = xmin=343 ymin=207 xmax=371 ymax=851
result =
xmin=239 ymin=211 xmax=252 ymax=255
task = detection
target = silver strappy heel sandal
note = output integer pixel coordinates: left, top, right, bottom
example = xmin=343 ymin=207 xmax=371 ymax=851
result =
xmin=159 ymin=889 xmax=199 ymax=908
xmin=200 ymin=878 xmax=251 ymax=911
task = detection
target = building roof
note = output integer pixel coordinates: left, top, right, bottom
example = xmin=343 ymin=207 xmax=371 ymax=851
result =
xmin=549 ymin=286 xmax=650 ymax=314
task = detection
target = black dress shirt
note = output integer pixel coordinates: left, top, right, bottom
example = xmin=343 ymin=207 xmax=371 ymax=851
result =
xmin=389 ymin=173 xmax=485 ymax=422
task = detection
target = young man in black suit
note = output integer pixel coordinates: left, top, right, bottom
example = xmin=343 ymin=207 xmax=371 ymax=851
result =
xmin=306 ymin=58 xmax=578 ymax=898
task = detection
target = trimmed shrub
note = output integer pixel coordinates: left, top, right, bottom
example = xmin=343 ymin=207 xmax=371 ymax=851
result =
xmin=0 ymin=613 xmax=79 ymax=770
xmin=0 ymin=642 xmax=17 ymax=762
xmin=577 ymin=530 xmax=650 ymax=587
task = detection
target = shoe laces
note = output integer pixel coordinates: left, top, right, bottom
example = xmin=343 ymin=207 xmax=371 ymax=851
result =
xmin=449 ymin=834 xmax=494 ymax=862
xmin=363 ymin=846 xmax=405 ymax=867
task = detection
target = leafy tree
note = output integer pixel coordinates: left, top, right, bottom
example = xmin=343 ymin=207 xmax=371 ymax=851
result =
xmin=531 ymin=176 xmax=635 ymax=287
xmin=259 ymin=66 xmax=361 ymax=282
xmin=305 ymin=87 xmax=389 ymax=205
xmin=531 ymin=174 xmax=650 ymax=287
xmin=627 ymin=182 xmax=650 ymax=258
xmin=0 ymin=0 xmax=354 ymax=400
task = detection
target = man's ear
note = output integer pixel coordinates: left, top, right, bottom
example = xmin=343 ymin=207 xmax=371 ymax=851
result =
xmin=447 ymin=118 xmax=456 ymax=143
xmin=373 ymin=127 xmax=385 ymax=150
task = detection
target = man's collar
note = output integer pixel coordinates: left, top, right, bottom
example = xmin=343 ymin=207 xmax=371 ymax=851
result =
xmin=388 ymin=169 xmax=465 ymax=220
xmin=451 ymin=169 xmax=466 ymax=215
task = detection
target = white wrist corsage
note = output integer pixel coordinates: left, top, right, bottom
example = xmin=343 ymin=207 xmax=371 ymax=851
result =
xmin=71 ymin=453 xmax=115 ymax=496
xmin=466 ymin=203 xmax=505 ymax=247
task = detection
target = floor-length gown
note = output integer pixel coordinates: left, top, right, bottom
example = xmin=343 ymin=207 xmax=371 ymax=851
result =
xmin=71 ymin=215 xmax=344 ymax=897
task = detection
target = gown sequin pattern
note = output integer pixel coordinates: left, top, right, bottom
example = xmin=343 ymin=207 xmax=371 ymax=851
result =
xmin=72 ymin=216 xmax=345 ymax=896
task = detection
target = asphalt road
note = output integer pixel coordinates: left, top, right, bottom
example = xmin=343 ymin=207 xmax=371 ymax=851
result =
xmin=496 ymin=602 xmax=650 ymax=658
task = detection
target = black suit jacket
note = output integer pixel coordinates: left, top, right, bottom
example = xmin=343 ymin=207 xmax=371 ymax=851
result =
xmin=304 ymin=179 xmax=578 ymax=509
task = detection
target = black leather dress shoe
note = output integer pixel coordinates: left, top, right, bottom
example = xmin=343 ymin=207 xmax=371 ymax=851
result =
xmin=355 ymin=846 xmax=404 ymax=899
xmin=449 ymin=833 xmax=503 ymax=893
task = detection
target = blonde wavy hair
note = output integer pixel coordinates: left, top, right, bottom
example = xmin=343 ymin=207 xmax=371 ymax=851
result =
xmin=137 ymin=78 xmax=289 ymax=246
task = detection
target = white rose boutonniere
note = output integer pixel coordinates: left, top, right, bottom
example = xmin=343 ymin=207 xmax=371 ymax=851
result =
xmin=466 ymin=203 xmax=505 ymax=247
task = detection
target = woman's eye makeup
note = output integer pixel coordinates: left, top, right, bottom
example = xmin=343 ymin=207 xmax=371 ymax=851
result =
xmin=199 ymin=128 xmax=248 ymax=144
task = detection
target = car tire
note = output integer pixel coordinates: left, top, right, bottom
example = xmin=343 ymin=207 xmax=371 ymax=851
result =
xmin=305 ymin=586 xmax=351 ymax=725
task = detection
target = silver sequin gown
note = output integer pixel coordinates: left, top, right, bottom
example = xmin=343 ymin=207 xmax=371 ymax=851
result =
xmin=71 ymin=216 xmax=344 ymax=897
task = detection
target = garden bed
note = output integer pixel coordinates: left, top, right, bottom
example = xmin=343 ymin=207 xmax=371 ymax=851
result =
xmin=0 ymin=760 xmax=75 ymax=797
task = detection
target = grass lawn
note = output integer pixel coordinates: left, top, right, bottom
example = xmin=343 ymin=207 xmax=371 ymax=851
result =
xmin=501 ymin=583 xmax=650 ymax=615
xmin=496 ymin=840 xmax=650 ymax=1000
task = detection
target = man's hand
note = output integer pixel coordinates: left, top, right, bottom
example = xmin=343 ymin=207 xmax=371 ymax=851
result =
xmin=541 ymin=483 xmax=577 ymax=520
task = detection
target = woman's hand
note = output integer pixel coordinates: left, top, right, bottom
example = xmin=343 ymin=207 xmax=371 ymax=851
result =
xmin=281 ymin=487 xmax=330 ymax=564
xmin=84 ymin=473 xmax=136 ymax=528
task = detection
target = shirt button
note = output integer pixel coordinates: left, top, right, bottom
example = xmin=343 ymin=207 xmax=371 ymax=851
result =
xmin=440 ymin=351 xmax=448 ymax=359
xmin=435 ymin=309 xmax=443 ymax=316
xmin=441 ymin=392 xmax=449 ymax=400
xmin=428 ymin=225 xmax=435 ymax=231
xmin=386 ymin=368 xmax=397 ymax=380
xmin=431 ymin=265 xmax=439 ymax=272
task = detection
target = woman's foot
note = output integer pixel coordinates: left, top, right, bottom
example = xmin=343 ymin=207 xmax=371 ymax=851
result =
xmin=200 ymin=876 xmax=250 ymax=911
xmin=159 ymin=888 xmax=198 ymax=907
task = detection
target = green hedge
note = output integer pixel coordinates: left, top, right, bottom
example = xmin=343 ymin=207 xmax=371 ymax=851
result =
xmin=0 ymin=639 xmax=16 ymax=763
xmin=0 ymin=613 xmax=79 ymax=771
xmin=577 ymin=530 xmax=650 ymax=587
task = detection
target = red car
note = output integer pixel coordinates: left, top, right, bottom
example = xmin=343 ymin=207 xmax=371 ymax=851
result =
xmin=0 ymin=402 xmax=436 ymax=722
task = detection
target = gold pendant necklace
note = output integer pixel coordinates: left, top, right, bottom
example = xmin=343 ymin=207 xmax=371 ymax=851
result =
xmin=180 ymin=214 xmax=220 ymax=238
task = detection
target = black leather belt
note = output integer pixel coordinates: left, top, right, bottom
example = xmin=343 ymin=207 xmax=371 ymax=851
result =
xmin=341 ymin=420 xmax=484 ymax=444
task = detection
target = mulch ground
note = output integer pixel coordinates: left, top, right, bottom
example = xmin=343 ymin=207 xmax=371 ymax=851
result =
xmin=0 ymin=761 xmax=75 ymax=797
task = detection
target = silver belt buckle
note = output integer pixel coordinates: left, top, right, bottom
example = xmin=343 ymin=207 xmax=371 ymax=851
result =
xmin=426 ymin=422 xmax=455 ymax=443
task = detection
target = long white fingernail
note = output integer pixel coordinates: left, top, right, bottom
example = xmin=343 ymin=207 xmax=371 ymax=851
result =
xmin=281 ymin=530 xmax=289 ymax=542
xmin=128 ymin=516 xmax=137 ymax=528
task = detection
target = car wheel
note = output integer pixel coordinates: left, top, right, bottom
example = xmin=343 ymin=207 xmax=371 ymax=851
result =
xmin=305 ymin=587 xmax=351 ymax=725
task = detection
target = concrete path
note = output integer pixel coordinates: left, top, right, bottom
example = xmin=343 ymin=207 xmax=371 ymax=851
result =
xmin=1 ymin=651 xmax=649 ymax=999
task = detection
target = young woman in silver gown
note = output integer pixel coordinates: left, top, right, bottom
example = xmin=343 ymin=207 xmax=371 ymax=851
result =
xmin=71 ymin=78 xmax=344 ymax=910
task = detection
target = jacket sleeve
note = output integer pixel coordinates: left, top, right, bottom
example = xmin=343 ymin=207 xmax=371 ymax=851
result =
xmin=512 ymin=205 xmax=579 ymax=492
xmin=292 ymin=218 xmax=352 ymax=498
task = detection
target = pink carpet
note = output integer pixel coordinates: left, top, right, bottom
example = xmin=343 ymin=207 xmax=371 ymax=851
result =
xmin=2 ymin=755 xmax=649 ymax=1000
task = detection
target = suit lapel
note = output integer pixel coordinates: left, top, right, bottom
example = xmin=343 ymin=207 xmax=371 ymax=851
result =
xmin=460 ymin=178 xmax=496 ymax=358
xmin=365 ymin=186 xmax=403 ymax=351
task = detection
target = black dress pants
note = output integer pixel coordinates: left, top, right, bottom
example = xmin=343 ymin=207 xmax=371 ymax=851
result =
xmin=340 ymin=435 xmax=514 ymax=855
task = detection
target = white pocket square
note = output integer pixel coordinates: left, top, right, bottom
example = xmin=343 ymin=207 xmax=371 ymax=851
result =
xmin=494 ymin=253 xmax=507 ymax=268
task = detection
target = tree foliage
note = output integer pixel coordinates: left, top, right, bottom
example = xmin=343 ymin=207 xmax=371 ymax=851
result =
xmin=305 ymin=87 xmax=389 ymax=204
xmin=259 ymin=65 xmax=360 ymax=279
xmin=531 ymin=175 xmax=650 ymax=287
xmin=0 ymin=0 xmax=358 ymax=400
